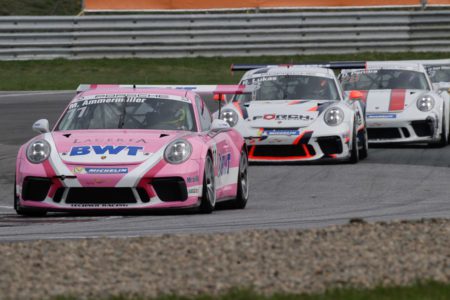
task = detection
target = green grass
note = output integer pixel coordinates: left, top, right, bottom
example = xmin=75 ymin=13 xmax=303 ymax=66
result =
xmin=2 ymin=52 xmax=450 ymax=90
xmin=0 ymin=0 xmax=81 ymax=16
xmin=52 ymin=281 xmax=450 ymax=300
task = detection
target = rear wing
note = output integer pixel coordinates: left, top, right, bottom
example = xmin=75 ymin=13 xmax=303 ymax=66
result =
xmin=76 ymin=84 xmax=253 ymax=96
xmin=231 ymin=60 xmax=450 ymax=73
xmin=230 ymin=61 xmax=367 ymax=72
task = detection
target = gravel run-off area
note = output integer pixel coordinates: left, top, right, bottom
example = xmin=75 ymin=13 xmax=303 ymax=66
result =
xmin=0 ymin=218 xmax=449 ymax=300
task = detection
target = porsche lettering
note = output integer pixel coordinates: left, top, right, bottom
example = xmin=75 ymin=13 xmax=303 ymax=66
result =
xmin=253 ymin=114 xmax=314 ymax=121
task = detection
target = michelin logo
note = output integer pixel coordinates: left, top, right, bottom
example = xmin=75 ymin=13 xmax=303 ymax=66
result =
xmin=86 ymin=168 xmax=128 ymax=174
xmin=73 ymin=167 xmax=128 ymax=174
xmin=367 ymin=114 xmax=397 ymax=119
xmin=264 ymin=130 xmax=300 ymax=136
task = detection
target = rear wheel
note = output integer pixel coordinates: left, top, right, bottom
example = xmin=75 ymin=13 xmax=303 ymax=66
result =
xmin=14 ymin=180 xmax=47 ymax=217
xmin=198 ymin=155 xmax=216 ymax=214
xmin=228 ymin=149 xmax=249 ymax=209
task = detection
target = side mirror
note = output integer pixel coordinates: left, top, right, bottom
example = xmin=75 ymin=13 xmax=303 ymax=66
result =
xmin=349 ymin=90 xmax=363 ymax=100
xmin=32 ymin=119 xmax=50 ymax=134
xmin=210 ymin=119 xmax=230 ymax=130
xmin=213 ymin=94 xmax=226 ymax=102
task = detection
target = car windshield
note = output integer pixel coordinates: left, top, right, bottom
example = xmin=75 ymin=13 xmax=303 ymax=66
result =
xmin=340 ymin=69 xmax=430 ymax=91
xmin=427 ymin=66 xmax=450 ymax=83
xmin=234 ymin=75 xmax=340 ymax=102
xmin=57 ymin=94 xmax=197 ymax=131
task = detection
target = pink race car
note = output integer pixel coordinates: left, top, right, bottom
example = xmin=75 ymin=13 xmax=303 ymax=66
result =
xmin=14 ymin=85 xmax=249 ymax=216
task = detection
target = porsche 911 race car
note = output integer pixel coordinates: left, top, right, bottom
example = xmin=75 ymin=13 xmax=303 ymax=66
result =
xmin=403 ymin=59 xmax=450 ymax=93
xmin=339 ymin=62 xmax=450 ymax=146
xmin=15 ymin=85 xmax=249 ymax=216
xmin=368 ymin=59 xmax=450 ymax=92
xmin=216 ymin=65 xmax=368 ymax=163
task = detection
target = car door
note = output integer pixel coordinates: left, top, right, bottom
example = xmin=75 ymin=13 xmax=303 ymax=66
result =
xmin=194 ymin=95 xmax=235 ymax=199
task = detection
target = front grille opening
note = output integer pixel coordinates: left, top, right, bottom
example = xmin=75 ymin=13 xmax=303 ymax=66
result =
xmin=66 ymin=188 xmax=137 ymax=204
xmin=368 ymin=128 xmax=401 ymax=140
xmin=53 ymin=188 xmax=65 ymax=203
xmin=252 ymin=145 xmax=307 ymax=157
xmin=401 ymin=127 xmax=411 ymax=138
xmin=317 ymin=136 xmax=343 ymax=155
xmin=22 ymin=177 xmax=52 ymax=201
xmin=137 ymin=188 xmax=150 ymax=203
xmin=411 ymin=120 xmax=433 ymax=137
xmin=307 ymin=144 xmax=316 ymax=156
xmin=151 ymin=177 xmax=188 ymax=202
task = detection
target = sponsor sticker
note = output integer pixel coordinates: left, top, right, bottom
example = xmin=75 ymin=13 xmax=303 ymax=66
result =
xmin=263 ymin=129 xmax=300 ymax=136
xmin=69 ymin=145 xmax=144 ymax=156
xmin=70 ymin=204 xmax=129 ymax=208
xmin=253 ymin=114 xmax=314 ymax=121
xmin=188 ymin=188 xmax=200 ymax=195
xmin=72 ymin=167 xmax=128 ymax=174
xmin=367 ymin=113 xmax=397 ymax=119
xmin=85 ymin=168 xmax=128 ymax=174
xmin=187 ymin=176 xmax=199 ymax=183
xmin=218 ymin=153 xmax=231 ymax=177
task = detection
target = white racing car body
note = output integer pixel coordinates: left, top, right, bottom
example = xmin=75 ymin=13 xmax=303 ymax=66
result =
xmin=339 ymin=62 xmax=450 ymax=146
xmin=219 ymin=65 xmax=368 ymax=163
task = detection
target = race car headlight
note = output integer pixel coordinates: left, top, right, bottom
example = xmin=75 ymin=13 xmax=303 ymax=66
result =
xmin=324 ymin=107 xmax=344 ymax=126
xmin=164 ymin=139 xmax=192 ymax=164
xmin=417 ymin=95 xmax=435 ymax=112
xmin=26 ymin=140 xmax=51 ymax=164
xmin=221 ymin=109 xmax=239 ymax=127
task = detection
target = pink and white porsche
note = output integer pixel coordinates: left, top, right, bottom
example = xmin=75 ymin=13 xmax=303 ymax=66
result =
xmin=14 ymin=86 xmax=249 ymax=216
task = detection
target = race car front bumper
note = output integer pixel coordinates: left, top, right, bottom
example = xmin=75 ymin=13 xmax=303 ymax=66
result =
xmin=366 ymin=113 xmax=440 ymax=144
xmin=244 ymin=126 xmax=354 ymax=162
xmin=15 ymin=158 xmax=205 ymax=212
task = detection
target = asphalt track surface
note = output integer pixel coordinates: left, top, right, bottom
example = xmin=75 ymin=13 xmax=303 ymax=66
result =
xmin=0 ymin=91 xmax=449 ymax=242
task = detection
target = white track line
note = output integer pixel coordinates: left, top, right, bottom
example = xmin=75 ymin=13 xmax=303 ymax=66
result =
xmin=0 ymin=206 xmax=14 ymax=210
xmin=0 ymin=91 xmax=73 ymax=99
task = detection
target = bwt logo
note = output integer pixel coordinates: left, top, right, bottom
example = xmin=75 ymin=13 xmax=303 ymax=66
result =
xmin=70 ymin=145 xmax=144 ymax=156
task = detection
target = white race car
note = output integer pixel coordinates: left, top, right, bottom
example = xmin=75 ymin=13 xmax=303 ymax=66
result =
xmin=217 ymin=65 xmax=368 ymax=163
xmin=339 ymin=62 xmax=450 ymax=146
xmin=371 ymin=59 xmax=450 ymax=92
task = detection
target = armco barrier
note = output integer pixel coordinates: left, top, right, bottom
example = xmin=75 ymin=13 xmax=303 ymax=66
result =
xmin=0 ymin=10 xmax=449 ymax=60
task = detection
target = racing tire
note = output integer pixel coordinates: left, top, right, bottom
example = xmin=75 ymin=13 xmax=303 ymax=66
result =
xmin=198 ymin=155 xmax=216 ymax=214
xmin=14 ymin=180 xmax=47 ymax=217
xmin=432 ymin=111 xmax=448 ymax=148
xmin=227 ymin=149 xmax=249 ymax=209
xmin=358 ymin=127 xmax=369 ymax=160
xmin=348 ymin=123 xmax=359 ymax=164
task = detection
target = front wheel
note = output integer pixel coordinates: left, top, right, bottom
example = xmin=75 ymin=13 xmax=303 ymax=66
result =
xmin=198 ymin=155 xmax=216 ymax=214
xmin=432 ymin=111 xmax=448 ymax=148
xmin=347 ymin=123 xmax=359 ymax=164
xmin=228 ymin=149 xmax=249 ymax=209
xmin=358 ymin=127 xmax=369 ymax=160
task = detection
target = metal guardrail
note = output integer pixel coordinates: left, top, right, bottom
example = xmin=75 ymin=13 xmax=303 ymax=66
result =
xmin=0 ymin=10 xmax=449 ymax=60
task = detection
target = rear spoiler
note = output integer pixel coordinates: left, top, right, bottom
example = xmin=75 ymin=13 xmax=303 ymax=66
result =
xmin=230 ymin=61 xmax=367 ymax=72
xmin=76 ymin=84 xmax=254 ymax=95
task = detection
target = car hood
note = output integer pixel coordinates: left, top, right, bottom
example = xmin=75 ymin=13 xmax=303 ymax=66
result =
xmin=51 ymin=130 xmax=185 ymax=165
xmin=245 ymin=100 xmax=332 ymax=128
xmin=364 ymin=89 xmax=423 ymax=113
